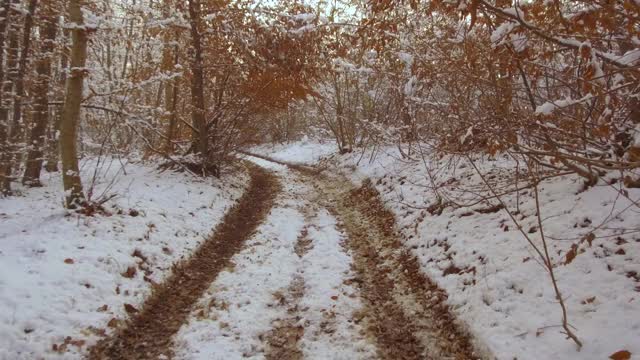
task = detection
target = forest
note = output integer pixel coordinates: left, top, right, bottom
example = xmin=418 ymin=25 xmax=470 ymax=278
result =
xmin=0 ymin=0 xmax=639 ymax=359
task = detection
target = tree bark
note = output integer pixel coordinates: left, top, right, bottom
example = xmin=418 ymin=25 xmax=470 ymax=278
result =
xmin=45 ymin=28 xmax=68 ymax=173
xmin=59 ymin=0 xmax=87 ymax=207
xmin=0 ymin=0 xmax=12 ymax=188
xmin=161 ymin=4 xmax=179 ymax=153
xmin=188 ymin=0 xmax=208 ymax=168
xmin=23 ymin=0 xmax=57 ymax=186
xmin=0 ymin=0 xmax=24 ymax=194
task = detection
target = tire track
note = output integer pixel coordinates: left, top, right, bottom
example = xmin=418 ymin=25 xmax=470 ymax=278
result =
xmin=88 ymin=164 xmax=280 ymax=360
xmin=312 ymin=175 xmax=481 ymax=360
xmin=262 ymin=229 xmax=309 ymax=360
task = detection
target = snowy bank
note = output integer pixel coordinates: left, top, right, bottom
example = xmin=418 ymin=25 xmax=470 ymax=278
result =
xmin=0 ymin=158 xmax=247 ymax=359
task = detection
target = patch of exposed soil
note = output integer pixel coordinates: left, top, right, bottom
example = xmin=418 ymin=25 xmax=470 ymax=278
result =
xmin=88 ymin=164 xmax=280 ymax=360
xmin=263 ymin=274 xmax=306 ymax=360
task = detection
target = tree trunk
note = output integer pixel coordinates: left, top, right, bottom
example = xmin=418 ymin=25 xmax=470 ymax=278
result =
xmin=0 ymin=0 xmax=21 ymax=194
xmin=45 ymin=28 xmax=68 ymax=173
xmin=188 ymin=0 xmax=208 ymax=169
xmin=59 ymin=0 xmax=87 ymax=208
xmin=0 ymin=0 xmax=12 ymax=190
xmin=161 ymin=6 xmax=179 ymax=154
xmin=23 ymin=0 xmax=57 ymax=186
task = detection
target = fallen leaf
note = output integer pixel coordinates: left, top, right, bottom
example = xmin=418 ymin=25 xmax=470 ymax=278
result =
xmin=121 ymin=266 xmax=137 ymax=278
xmin=610 ymin=350 xmax=631 ymax=360
xmin=583 ymin=233 xmax=595 ymax=247
xmin=581 ymin=296 xmax=596 ymax=305
xmin=564 ymin=244 xmax=579 ymax=265
xmin=124 ymin=303 xmax=138 ymax=314
xmin=107 ymin=318 xmax=119 ymax=328
xmin=69 ymin=339 xmax=85 ymax=348
xmin=64 ymin=258 xmax=74 ymax=264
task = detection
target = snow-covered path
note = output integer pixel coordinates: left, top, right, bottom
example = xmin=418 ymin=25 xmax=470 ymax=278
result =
xmin=173 ymin=159 xmax=376 ymax=359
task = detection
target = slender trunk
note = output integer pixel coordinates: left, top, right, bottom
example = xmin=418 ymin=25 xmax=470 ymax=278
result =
xmin=0 ymin=0 xmax=12 ymax=185
xmin=188 ymin=0 xmax=208 ymax=168
xmin=23 ymin=0 xmax=57 ymax=186
xmin=59 ymin=0 xmax=87 ymax=208
xmin=45 ymin=28 xmax=68 ymax=172
xmin=161 ymin=7 xmax=178 ymax=153
xmin=10 ymin=0 xmax=37 ymax=155
xmin=165 ymin=70 xmax=179 ymax=153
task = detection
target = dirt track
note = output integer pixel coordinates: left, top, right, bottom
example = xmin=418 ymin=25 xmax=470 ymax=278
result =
xmin=311 ymin=174 xmax=479 ymax=360
xmin=88 ymin=164 xmax=279 ymax=360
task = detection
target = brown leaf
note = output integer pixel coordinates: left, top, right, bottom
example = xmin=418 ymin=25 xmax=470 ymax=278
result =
xmin=64 ymin=258 xmax=74 ymax=264
xmin=581 ymin=296 xmax=596 ymax=305
xmin=610 ymin=350 xmax=631 ymax=360
xmin=564 ymin=244 xmax=579 ymax=265
xmin=583 ymin=233 xmax=595 ymax=247
xmin=330 ymin=295 xmax=338 ymax=300
xmin=107 ymin=318 xmax=119 ymax=328
xmin=124 ymin=303 xmax=138 ymax=314
xmin=121 ymin=266 xmax=137 ymax=278
xmin=97 ymin=304 xmax=108 ymax=312
xmin=69 ymin=339 xmax=86 ymax=348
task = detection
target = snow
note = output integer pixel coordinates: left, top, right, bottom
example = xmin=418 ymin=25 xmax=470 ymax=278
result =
xmin=255 ymin=141 xmax=640 ymax=360
xmin=291 ymin=13 xmax=316 ymax=22
xmin=299 ymin=209 xmax=375 ymax=359
xmin=0 ymin=158 xmax=247 ymax=359
xmin=397 ymin=51 xmax=414 ymax=69
xmin=535 ymin=94 xmax=594 ymax=115
xmin=403 ymin=75 xmax=419 ymax=96
xmin=490 ymin=22 xmax=517 ymax=44
xmin=251 ymin=139 xmax=336 ymax=164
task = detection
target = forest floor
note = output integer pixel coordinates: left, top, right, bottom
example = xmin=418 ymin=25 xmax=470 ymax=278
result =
xmin=1 ymin=153 xmax=483 ymax=360
xmin=3 ymin=140 xmax=639 ymax=360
